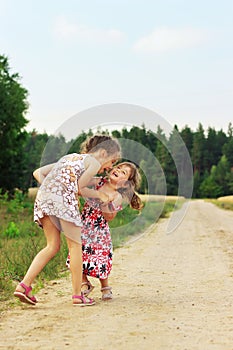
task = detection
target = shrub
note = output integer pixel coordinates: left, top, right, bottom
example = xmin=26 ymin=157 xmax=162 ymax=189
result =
xmin=3 ymin=222 xmax=20 ymax=238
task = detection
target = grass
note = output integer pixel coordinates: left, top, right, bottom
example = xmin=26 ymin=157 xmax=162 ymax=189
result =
xmin=208 ymin=198 xmax=233 ymax=211
xmin=0 ymin=192 xmax=68 ymax=309
xmin=0 ymin=192 xmax=179 ymax=311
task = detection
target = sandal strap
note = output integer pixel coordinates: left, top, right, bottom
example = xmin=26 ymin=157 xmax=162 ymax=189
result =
xmin=16 ymin=282 xmax=37 ymax=303
xmin=72 ymin=293 xmax=94 ymax=304
xmin=72 ymin=295 xmax=85 ymax=303
xmin=101 ymin=286 xmax=112 ymax=292
xmin=19 ymin=282 xmax=32 ymax=295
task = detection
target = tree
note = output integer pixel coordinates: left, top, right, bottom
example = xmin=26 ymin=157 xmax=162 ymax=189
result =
xmin=154 ymin=126 xmax=172 ymax=194
xmin=214 ymin=155 xmax=232 ymax=195
xmin=199 ymin=155 xmax=232 ymax=198
xmin=180 ymin=125 xmax=193 ymax=156
xmin=68 ymin=131 xmax=89 ymax=154
xmin=204 ymin=127 xmax=218 ymax=172
xmin=204 ymin=128 xmax=227 ymax=171
xmin=40 ymin=134 xmax=68 ymax=165
xmin=199 ymin=169 xmax=222 ymax=198
xmin=0 ymin=55 xmax=29 ymax=194
xmin=23 ymin=130 xmax=49 ymax=188
xmin=222 ymin=123 xmax=233 ymax=167
xmin=191 ymin=123 xmax=206 ymax=176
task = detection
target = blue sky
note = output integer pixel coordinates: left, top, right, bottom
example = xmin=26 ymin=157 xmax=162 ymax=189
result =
xmin=1 ymin=0 xmax=232 ymax=135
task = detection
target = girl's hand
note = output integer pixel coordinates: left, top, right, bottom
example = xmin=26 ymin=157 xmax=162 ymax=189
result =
xmin=33 ymin=163 xmax=56 ymax=184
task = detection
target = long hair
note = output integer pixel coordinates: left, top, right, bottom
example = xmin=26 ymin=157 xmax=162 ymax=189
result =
xmin=117 ymin=162 xmax=143 ymax=210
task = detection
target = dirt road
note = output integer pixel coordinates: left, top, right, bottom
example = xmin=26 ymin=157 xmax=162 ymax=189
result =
xmin=1 ymin=200 xmax=233 ymax=350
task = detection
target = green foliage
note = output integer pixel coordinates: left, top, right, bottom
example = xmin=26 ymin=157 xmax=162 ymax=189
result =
xmin=191 ymin=123 xmax=206 ymax=176
xmin=199 ymin=173 xmax=222 ymax=198
xmin=0 ymin=194 xmax=69 ymax=305
xmin=222 ymin=123 xmax=233 ymax=166
xmin=0 ymin=54 xmax=29 ymax=194
xmin=40 ymin=134 xmax=68 ymax=165
xmin=23 ymin=131 xmax=49 ymax=188
xmin=0 ymin=271 xmax=15 ymax=303
xmin=35 ymin=123 xmax=233 ymax=198
xmin=199 ymin=156 xmax=232 ymax=198
xmin=68 ymin=131 xmax=89 ymax=154
xmin=2 ymin=234 xmax=68 ymax=283
xmin=3 ymin=222 xmax=20 ymax=238
xmin=180 ymin=126 xmax=193 ymax=155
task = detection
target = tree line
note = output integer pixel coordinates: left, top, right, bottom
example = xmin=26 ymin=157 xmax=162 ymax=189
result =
xmin=1 ymin=54 xmax=233 ymax=198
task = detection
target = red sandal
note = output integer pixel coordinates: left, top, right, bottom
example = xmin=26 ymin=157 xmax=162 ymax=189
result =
xmin=14 ymin=282 xmax=38 ymax=305
xmin=72 ymin=292 xmax=95 ymax=306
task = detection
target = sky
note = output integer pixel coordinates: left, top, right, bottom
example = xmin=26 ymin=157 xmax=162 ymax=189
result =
xmin=0 ymin=0 xmax=233 ymax=136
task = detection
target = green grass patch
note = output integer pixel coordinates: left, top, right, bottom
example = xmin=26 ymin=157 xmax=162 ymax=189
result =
xmin=0 ymin=193 xmax=68 ymax=310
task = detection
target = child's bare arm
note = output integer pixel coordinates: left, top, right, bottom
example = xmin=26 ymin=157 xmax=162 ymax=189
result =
xmin=78 ymin=158 xmax=109 ymax=202
xmin=101 ymin=192 xmax=122 ymax=221
xmin=33 ymin=163 xmax=56 ymax=184
xmin=103 ymin=212 xmax=117 ymax=221
xmin=77 ymin=177 xmax=100 ymax=195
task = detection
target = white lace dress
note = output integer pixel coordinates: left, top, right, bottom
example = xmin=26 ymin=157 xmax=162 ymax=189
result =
xmin=34 ymin=153 xmax=89 ymax=242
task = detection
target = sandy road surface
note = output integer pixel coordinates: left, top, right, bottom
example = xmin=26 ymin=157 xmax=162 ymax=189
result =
xmin=1 ymin=200 xmax=233 ymax=350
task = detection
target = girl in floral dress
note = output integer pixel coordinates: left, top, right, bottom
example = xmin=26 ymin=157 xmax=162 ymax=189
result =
xmin=14 ymin=135 xmax=120 ymax=306
xmin=66 ymin=162 xmax=142 ymax=300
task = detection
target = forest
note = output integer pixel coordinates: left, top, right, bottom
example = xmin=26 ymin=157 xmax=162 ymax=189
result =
xmin=1 ymin=54 xmax=233 ymax=199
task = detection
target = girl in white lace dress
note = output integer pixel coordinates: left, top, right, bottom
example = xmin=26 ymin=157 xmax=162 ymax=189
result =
xmin=14 ymin=135 xmax=120 ymax=306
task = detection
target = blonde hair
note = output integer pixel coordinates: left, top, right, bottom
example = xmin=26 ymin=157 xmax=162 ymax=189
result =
xmin=80 ymin=135 xmax=121 ymax=156
xmin=116 ymin=162 xmax=143 ymax=210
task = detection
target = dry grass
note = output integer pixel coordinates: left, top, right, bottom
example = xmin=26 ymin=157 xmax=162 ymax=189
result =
xmin=209 ymin=196 xmax=233 ymax=211
xmin=28 ymin=189 xmax=184 ymax=203
xmin=139 ymin=194 xmax=185 ymax=202
xmin=217 ymin=195 xmax=233 ymax=202
xmin=28 ymin=187 xmax=38 ymax=199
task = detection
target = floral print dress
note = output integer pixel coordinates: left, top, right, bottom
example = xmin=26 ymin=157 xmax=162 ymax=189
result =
xmin=34 ymin=153 xmax=89 ymax=243
xmin=66 ymin=178 xmax=122 ymax=279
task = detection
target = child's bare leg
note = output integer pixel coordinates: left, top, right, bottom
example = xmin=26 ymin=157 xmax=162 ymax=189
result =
xmin=100 ymin=277 xmax=109 ymax=289
xmin=82 ymin=274 xmax=89 ymax=283
xmin=60 ymin=220 xmax=82 ymax=297
xmin=68 ymin=240 xmax=82 ymax=296
xmin=15 ymin=216 xmax=60 ymax=296
xmin=60 ymin=220 xmax=94 ymax=305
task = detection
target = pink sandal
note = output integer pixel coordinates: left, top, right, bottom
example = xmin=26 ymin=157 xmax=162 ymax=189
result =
xmin=14 ymin=282 xmax=38 ymax=305
xmin=72 ymin=292 xmax=95 ymax=306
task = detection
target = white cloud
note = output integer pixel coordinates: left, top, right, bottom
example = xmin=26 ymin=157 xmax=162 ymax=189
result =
xmin=53 ymin=16 xmax=125 ymax=44
xmin=133 ymin=27 xmax=210 ymax=53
